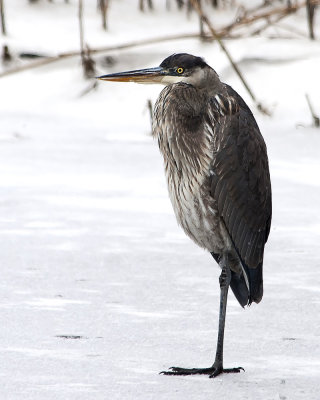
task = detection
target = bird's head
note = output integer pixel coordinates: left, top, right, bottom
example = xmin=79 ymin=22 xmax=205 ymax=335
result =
xmin=97 ymin=53 xmax=216 ymax=89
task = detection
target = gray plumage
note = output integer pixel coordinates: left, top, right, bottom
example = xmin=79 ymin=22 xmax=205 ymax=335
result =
xmin=98 ymin=53 xmax=272 ymax=377
xmin=153 ymin=54 xmax=271 ymax=307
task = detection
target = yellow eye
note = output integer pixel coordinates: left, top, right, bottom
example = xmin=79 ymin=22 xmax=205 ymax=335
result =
xmin=177 ymin=67 xmax=184 ymax=74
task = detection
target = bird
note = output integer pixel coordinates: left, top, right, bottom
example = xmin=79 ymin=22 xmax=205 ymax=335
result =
xmin=97 ymin=53 xmax=272 ymax=378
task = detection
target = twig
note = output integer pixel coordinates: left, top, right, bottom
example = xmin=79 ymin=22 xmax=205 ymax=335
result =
xmin=305 ymin=94 xmax=320 ymax=127
xmin=98 ymin=0 xmax=109 ymax=30
xmin=250 ymin=11 xmax=290 ymax=36
xmin=0 ymin=0 xmax=6 ymax=35
xmin=78 ymin=0 xmax=95 ymax=78
xmin=79 ymin=0 xmax=84 ymax=56
xmin=189 ymin=0 xmax=269 ymax=115
xmin=220 ymin=0 xmax=320 ymax=37
xmin=1 ymin=1 xmax=318 ymax=80
xmin=139 ymin=0 xmax=153 ymax=12
xmin=0 ymin=33 xmax=206 ymax=79
xmin=270 ymin=20 xmax=309 ymax=38
xmin=2 ymin=44 xmax=11 ymax=62
xmin=306 ymin=0 xmax=316 ymax=39
xmin=78 ymin=80 xmax=98 ymax=97
xmin=147 ymin=99 xmax=153 ymax=132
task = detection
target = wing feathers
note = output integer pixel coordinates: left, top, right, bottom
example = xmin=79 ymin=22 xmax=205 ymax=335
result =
xmin=210 ymin=86 xmax=272 ymax=269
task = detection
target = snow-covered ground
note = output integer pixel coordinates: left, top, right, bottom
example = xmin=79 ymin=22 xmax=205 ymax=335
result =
xmin=0 ymin=1 xmax=320 ymax=399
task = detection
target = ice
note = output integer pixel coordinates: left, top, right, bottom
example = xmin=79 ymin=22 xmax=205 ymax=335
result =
xmin=0 ymin=1 xmax=320 ymax=399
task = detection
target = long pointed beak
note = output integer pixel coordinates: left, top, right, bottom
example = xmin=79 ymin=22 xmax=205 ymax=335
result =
xmin=97 ymin=67 xmax=165 ymax=84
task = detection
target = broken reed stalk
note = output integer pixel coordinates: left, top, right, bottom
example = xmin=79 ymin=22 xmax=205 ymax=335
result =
xmin=2 ymin=44 xmax=11 ymax=62
xmin=99 ymin=0 xmax=108 ymax=31
xmin=0 ymin=0 xmax=6 ymax=35
xmin=78 ymin=0 xmax=85 ymax=62
xmin=78 ymin=0 xmax=95 ymax=78
xmin=306 ymin=0 xmax=316 ymax=39
xmin=189 ymin=0 xmax=269 ymax=115
xmin=147 ymin=99 xmax=153 ymax=131
xmin=0 ymin=0 xmax=12 ymax=65
xmin=139 ymin=0 xmax=153 ymax=12
xmin=305 ymin=94 xmax=320 ymax=127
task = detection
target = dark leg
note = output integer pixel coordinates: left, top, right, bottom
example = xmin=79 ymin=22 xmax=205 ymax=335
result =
xmin=160 ymin=259 xmax=244 ymax=378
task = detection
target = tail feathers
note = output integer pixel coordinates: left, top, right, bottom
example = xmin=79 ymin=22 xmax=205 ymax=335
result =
xmin=230 ymin=263 xmax=263 ymax=307
xmin=246 ymin=262 xmax=263 ymax=304
xmin=230 ymin=271 xmax=249 ymax=307
xmin=239 ymin=259 xmax=263 ymax=305
xmin=230 ymin=259 xmax=263 ymax=306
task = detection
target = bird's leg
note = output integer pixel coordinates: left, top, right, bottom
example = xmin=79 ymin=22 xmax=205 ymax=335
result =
xmin=160 ymin=258 xmax=244 ymax=378
xmin=208 ymin=262 xmax=244 ymax=377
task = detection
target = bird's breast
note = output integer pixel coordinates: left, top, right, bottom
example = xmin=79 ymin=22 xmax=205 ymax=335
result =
xmin=163 ymin=153 xmax=226 ymax=252
xmin=153 ymin=90 xmax=227 ymax=252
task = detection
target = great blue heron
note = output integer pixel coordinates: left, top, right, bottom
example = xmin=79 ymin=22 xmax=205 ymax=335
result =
xmin=98 ymin=53 xmax=272 ymax=378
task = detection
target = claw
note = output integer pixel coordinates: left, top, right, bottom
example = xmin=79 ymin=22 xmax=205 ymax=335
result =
xmin=209 ymin=367 xmax=245 ymax=378
xmin=160 ymin=365 xmax=245 ymax=378
xmin=159 ymin=367 xmax=178 ymax=375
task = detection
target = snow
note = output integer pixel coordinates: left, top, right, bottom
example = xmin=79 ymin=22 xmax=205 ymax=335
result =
xmin=0 ymin=1 xmax=320 ymax=399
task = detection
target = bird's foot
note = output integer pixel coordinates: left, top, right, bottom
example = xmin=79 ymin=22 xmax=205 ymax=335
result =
xmin=160 ymin=363 xmax=244 ymax=378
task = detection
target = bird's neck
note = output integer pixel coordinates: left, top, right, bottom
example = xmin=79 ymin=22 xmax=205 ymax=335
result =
xmin=185 ymin=67 xmax=226 ymax=98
